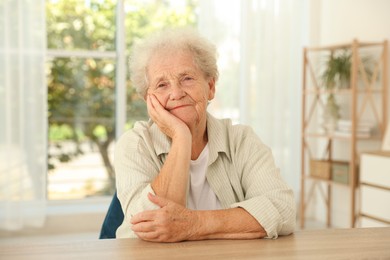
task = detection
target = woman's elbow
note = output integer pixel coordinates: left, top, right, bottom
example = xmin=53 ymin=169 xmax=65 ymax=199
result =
xmin=279 ymin=205 xmax=296 ymax=236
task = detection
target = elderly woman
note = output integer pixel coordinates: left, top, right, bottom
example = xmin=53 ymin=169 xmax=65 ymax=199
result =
xmin=115 ymin=28 xmax=295 ymax=242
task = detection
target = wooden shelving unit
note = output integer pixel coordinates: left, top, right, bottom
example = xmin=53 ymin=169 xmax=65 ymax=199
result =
xmin=300 ymin=39 xmax=388 ymax=229
xmin=359 ymin=151 xmax=390 ymax=227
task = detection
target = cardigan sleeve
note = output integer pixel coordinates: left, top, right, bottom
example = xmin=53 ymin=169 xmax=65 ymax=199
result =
xmin=229 ymin=127 xmax=296 ymax=239
xmin=114 ymin=127 xmax=161 ymax=238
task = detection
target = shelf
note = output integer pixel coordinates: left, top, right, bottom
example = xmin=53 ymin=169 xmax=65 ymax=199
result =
xmin=305 ymin=176 xmax=351 ymax=187
xmin=359 ymin=213 xmax=390 ymax=225
xmin=303 ymin=88 xmax=384 ymax=95
xmin=300 ymin=39 xmax=388 ymax=230
xmin=305 ymin=41 xmax=385 ymax=51
xmin=360 ymin=181 xmax=390 ymax=191
xmin=360 ymin=153 xmax=390 ymax=226
xmin=303 ymin=132 xmax=382 ymax=140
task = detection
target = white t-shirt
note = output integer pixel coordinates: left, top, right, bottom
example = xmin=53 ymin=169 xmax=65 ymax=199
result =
xmin=187 ymin=144 xmax=222 ymax=210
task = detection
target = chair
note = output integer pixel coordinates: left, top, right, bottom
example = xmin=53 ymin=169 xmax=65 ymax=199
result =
xmin=99 ymin=191 xmax=124 ymax=239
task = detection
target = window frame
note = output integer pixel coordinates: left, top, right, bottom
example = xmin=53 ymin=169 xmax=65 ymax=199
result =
xmin=46 ymin=0 xmax=126 ymax=203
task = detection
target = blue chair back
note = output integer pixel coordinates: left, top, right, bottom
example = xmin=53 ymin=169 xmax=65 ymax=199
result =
xmin=99 ymin=191 xmax=124 ymax=239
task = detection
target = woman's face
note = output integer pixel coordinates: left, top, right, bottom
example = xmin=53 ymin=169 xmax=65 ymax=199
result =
xmin=146 ymin=50 xmax=215 ymax=129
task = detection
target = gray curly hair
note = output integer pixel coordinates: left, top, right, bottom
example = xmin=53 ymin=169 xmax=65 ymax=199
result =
xmin=129 ymin=27 xmax=219 ymax=98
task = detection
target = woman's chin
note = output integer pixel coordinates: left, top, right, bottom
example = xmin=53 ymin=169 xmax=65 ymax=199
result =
xmin=170 ymin=112 xmax=197 ymax=127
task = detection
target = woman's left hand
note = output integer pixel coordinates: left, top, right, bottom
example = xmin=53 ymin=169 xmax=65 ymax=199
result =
xmin=130 ymin=193 xmax=198 ymax=242
xmin=146 ymin=94 xmax=191 ymax=140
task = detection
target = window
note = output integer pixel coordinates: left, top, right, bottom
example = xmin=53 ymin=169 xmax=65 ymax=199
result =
xmin=46 ymin=0 xmax=197 ymax=200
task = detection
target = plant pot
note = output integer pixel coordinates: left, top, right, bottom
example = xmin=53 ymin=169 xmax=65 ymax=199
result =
xmin=322 ymin=94 xmax=340 ymax=133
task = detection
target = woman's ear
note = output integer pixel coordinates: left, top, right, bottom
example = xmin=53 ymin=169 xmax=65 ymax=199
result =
xmin=207 ymin=77 xmax=216 ymax=101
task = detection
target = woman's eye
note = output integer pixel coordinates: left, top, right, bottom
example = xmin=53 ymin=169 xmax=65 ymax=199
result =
xmin=183 ymin=76 xmax=193 ymax=81
xmin=157 ymin=83 xmax=166 ymax=88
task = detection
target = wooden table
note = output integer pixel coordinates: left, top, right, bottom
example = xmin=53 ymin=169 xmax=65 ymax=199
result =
xmin=1 ymin=227 xmax=389 ymax=259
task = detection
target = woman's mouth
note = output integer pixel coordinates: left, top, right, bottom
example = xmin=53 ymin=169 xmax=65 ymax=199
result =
xmin=169 ymin=105 xmax=190 ymax=111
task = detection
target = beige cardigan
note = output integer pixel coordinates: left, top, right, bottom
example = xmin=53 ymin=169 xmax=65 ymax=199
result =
xmin=115 ymin=113 xmax=295 ymax=239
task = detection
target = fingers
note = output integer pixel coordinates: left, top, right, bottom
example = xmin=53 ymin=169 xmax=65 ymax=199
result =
xmin=146 ymin=94 xmax=157 ymax=121
xmin=147 ymin=94 xmax=169 ymax=121
xmin=148 ymin=192 xmax=169 ymax=208
xmin=146 ymin=95 xmax=172 ymax=130
xmin=130 ymin=211 xmax=163 ymax=242
xmin=132 ymin=218 xmax=172 ymax=242
xmin=146 ymin=95 xmax=190 ymax=138
xmin=146 ymin=94 xmax=157 ymax=120
xmin=130 ymin=193 xmax=170 ymax=225
xmin=130 ymin=196 xmax=191 ymax=242
xmin=131 ymin=194 xmax=170 ymax=225
xmin=131 ymin=210 xmax=158 ymax=224
xmin=132 ymin=221 xmax=161 ymax=242
xmin=131 ymin=220 xmax=154 ymax=233
xmin=134 ymin=231 xmax=159 ymax=242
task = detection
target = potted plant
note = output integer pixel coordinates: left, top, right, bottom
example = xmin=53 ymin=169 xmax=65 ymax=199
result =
xmin=322 ymin=49 xmax=352 ymax=90
xmin=320 ymin=49 xmax=351 ymax=132
xmin=320 ymin=49 xmax=373 ymax=132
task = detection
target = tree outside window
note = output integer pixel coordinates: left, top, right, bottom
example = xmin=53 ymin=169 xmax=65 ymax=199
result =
xmin=46 ymin=0 xmax=197 ymax=199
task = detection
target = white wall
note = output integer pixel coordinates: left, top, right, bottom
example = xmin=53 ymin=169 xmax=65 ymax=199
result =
xmin=319 ymin=0 xmax=390 ymax=44
xmin=310 ymin=0 xmax=390 ymax=227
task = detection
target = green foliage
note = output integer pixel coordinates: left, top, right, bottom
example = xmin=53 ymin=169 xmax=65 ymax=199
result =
xmin=46 ymin=0 xmax=198 ymax=192
xmin=324 ymin=94 xmax=340 ymax=120
xmin=319 ymin=48 xmax=375 ymax=132
xmin=320 ymin=50 xmax=351 ymax=126
xmin=49 ymin=124 xmax=73 ymax=141
xmin=321 ymin=49 xmax=374 ymax=90
xmin=46 ymin=0 xmax=116 ymax=51
xmin=322 ymin=49 xmax=352 ymax=90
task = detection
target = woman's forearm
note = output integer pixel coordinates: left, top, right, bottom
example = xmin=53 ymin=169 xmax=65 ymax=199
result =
xmin=190 ymin=207 xmax=267 ymax=240
xmin=151 ymin=135 xmax=191 ymax=206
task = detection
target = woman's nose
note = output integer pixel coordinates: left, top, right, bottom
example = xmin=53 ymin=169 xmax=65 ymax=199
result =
xmin=169 ymin=83 xmax=185 ymax=100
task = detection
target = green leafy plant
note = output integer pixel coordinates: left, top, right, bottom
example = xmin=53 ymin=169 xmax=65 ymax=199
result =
xmin=322 ymin=49 xmax=352 ymax=90
xmin=319 ymin=49 xmax=374 ymax=132
xmin=320 ymin=50 xmax=349 ymax=131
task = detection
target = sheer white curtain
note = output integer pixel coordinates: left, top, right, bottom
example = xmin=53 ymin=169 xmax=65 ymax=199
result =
xmin=199 ymin=0 xmax=308 ymax=195
xmin=0 ymin=0 xmax=47 ymax=230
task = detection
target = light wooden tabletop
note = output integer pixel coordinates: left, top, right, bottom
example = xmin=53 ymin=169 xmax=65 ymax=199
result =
xmin=1 ymin=227 xmax=389 ymax=260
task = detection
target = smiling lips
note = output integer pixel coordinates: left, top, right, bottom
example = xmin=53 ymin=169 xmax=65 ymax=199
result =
xmin=168 ymin=104 xmax=191 ymax=111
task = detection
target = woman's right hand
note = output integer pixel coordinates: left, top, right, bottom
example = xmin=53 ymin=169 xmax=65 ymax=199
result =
xmin=147 ymin=94 xmax=191 ymax=140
